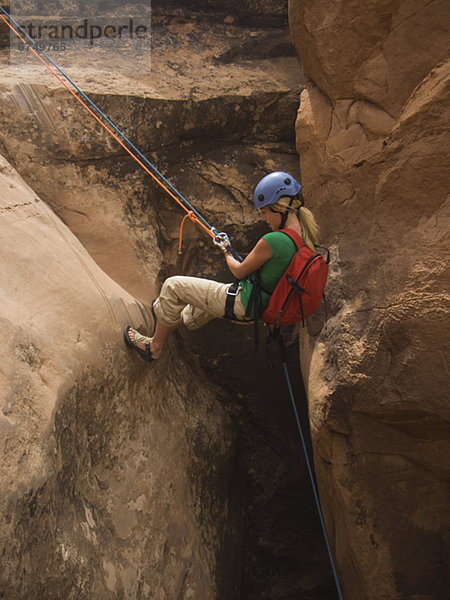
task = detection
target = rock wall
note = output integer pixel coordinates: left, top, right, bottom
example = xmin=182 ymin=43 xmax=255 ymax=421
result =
xmin=289 ymin=0 xmax=450 ymax=598
xmin=0 ymin=153 xmax=244 ymax=599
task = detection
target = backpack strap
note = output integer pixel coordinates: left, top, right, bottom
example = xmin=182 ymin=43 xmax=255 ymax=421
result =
xmin=278 ymin=228 xmax=304 ymax=251
xmin=223 ymin=279 xmax=240 ymax=320
xmin=282 ymin=253 xmax=322 ymax=327
xmin=315 ymin=243 xmax=330 ymax=264
xmin=243 ymin=271 xmax=263 ymax=351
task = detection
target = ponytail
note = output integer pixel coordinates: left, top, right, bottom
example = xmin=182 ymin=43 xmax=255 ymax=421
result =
xmin=272 ymin=196 xmax=319 ymax=250
xmin=298 ymin=206 xmax=318 ymax=251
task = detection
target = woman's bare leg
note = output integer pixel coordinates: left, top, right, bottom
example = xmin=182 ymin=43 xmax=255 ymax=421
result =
xmin=152 ymin=320 xmax=182 ymax=353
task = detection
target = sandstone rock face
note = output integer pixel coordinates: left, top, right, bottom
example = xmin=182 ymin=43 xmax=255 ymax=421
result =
xmin=289 ymin=0 xmax=450 ymax=598
xmin=0 ymin=154 xmax=242 ymax=599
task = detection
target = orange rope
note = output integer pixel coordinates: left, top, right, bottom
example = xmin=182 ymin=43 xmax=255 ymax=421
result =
xmin=0 ymin=12 xmax=216 ymax=240
xmin=178 ymin=210 xmax=197 ymax=253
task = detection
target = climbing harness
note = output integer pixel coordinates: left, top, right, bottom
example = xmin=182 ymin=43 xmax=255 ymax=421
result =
xmin=0 ymin=6 xmax=236 ymax=256
xmin=272 ymin=331 xmax=344 ymax=600
xmin=223 ymin=280 xmax=240 ymax=320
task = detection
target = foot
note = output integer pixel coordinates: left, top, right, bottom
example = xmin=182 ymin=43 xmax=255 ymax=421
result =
xmin=123 ymin=326 xmax=161 ymax=361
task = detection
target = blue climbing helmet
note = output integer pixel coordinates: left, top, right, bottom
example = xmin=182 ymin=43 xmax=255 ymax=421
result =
xmin=253 ymin=171 xmax=301 ymax=210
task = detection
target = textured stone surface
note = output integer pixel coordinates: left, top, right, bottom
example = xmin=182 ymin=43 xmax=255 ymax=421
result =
xmin=289 ymin=0 xmax=450 ymax=598
xmin=289 ymin=0 xmax=449 ymax=116
xmin=0 ymin=153 xmax=241 ymax=599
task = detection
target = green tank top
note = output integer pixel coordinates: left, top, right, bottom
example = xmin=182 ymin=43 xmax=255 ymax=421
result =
xmin=240 ymin=231 xmax=297 ymax=318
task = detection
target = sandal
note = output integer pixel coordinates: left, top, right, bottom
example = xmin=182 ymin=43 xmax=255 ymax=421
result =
xmin=123 ymin=326 xmax=160 ymax=362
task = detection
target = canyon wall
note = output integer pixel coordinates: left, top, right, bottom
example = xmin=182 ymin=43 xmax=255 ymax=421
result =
xmin=2 ymin=0 xmax=448 ymax=597
xmin=0 ymin=153 xmax=246 ymax=599
xmin=289 ymin=0 xmax=449 ymax=598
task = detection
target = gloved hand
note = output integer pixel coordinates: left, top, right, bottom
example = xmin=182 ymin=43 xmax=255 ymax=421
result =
xmin=213 ymin=232 xmax=231 ymax=252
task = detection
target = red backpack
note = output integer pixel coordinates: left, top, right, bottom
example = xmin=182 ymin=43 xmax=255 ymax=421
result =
xmin=261 ymin=229 xmax=329 ymax=327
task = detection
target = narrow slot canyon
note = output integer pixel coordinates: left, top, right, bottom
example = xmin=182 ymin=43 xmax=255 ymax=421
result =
xmin=1 ymin=1 xmax=448 ymax=599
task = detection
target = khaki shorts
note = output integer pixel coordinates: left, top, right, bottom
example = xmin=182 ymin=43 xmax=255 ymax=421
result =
xmin=152 ymin=275 xmax=249 ymax=330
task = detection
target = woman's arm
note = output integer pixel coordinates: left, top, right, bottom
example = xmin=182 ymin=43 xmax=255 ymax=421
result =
xmin=224 ymin=238 xmax=271 ymax=279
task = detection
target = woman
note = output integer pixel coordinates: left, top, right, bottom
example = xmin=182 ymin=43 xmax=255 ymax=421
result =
xmin=124 ymin=171 xmax=319 ymax=361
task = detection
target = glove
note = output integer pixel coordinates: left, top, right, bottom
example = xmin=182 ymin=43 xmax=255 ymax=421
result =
xmin=213 ymin=232 xmax=230 ymax=252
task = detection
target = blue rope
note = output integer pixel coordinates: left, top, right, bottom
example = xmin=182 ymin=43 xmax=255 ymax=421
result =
xmin=0 ymin=5 xmax=213 ymax=232
xmin=282 ymin=360 xmax=344 ymax=599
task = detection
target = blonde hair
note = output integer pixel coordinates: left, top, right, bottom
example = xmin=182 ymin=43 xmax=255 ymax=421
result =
xmin=271 ymin=197 xmax=319 ymax=251
xmin=298 ymin=206 xmax=318 ymax=251
xmin=273 ymin=196 xmax=302 ymax=211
